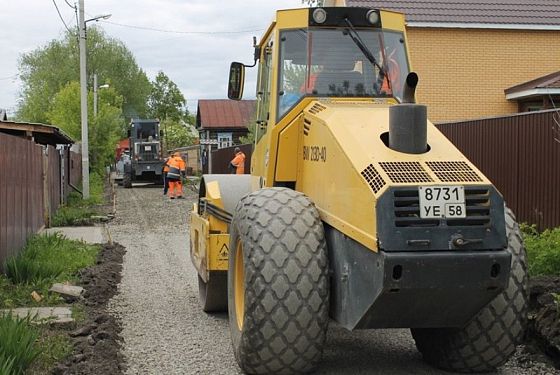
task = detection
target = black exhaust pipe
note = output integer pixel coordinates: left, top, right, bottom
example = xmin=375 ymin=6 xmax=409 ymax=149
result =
xmin=389 ymin=72 xmax=428 ymax=154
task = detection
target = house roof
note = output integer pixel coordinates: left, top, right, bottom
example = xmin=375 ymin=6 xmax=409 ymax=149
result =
xmin=345 ymin=0 xmax=560 ymax=29
xmin=0 ymin=121 xmax=74 ymax=145
xmin=117 ymin=138 xmax=130 ymax=149
xmin=505 ymin=71 xmax=560 ymax=100
xmin=197 ymin=100 xmax=256 ymax=130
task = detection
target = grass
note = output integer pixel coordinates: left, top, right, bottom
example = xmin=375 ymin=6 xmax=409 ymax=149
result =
xmin=521 ymin=224 xmax=560 ymax=277
xmin=52 ymin=172 xmax=106 ymax=226
xmin=0 ymin=233 xmax=100 ymax=309
xmin=51 ymin=206 xmax=97 ymax=227
xmin=0 ymin=315 xmax=41 ymax=375
xmin=0 ymin=356 xmax=16 ymax=375
xmin=71 ymin=304 xmax=87 ymax=323
xmin=27 ymin=328 xmax=73 ymax=375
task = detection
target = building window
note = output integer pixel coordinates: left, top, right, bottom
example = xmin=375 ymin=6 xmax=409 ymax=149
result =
xmin=217 ymin=132 xmax=232 ymax=149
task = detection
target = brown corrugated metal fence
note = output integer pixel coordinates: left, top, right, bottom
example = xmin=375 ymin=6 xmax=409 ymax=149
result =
xmin=69 ymin=151 xmax=82 ymax=188
xmin=437 ymin=109 xmax=560 ymax=229
xmin=0 ymin=132 xmax=80 ymax=265
xmin=48 ymin=145 xmax=62 ymax=222
xmin=0 ymin=133 xmax=44 ymax=263
xmin=208 ymin=144 xmax=252 ymax=174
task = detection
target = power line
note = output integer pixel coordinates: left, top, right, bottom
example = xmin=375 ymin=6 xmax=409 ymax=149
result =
xmin=99 ymin=19 xmax=264 ymax=35
xmin=52 ymin=0 xmax=72 ymax=33
xmin=64 ymin=0 xmax=76 ymax=9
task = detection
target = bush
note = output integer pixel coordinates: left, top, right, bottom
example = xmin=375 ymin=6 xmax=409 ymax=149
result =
xmin=4 ymin=233 xmax=99 ymax=284
xmin=0 ymin=315 xmax=40 ymax=375
xmin=522 ymin=225 xmax=560 ymax=276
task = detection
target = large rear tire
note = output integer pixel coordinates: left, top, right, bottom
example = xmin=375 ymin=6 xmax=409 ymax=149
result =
xmin=123 ymin=171 xmax=132 ymax=189
xmin=411 ymin=207 xmax=528 ymax=372
xmin=228 ymin=188 xmax=329 ymax=375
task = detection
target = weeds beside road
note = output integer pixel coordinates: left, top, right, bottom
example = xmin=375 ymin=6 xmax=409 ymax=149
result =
xmin=0 ymin=233 xmax=100 ymax=374
xmin=52 ymin=172 xmax=106 ymax=227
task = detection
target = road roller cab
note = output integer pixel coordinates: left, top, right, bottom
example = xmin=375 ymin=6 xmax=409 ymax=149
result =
xmin=190 ymin=6 xmax=528 ymax=374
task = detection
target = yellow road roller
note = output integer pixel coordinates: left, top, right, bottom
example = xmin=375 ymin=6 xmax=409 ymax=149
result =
xmin=190 ymin=6 xmax=527 ymax=374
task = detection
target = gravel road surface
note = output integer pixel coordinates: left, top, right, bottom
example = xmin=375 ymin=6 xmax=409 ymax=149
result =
xmin=108 ymin=184 xmax=558 ymax=375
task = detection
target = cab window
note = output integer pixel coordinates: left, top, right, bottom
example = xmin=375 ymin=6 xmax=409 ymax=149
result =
xmin=255 ymin=38 xmax=273 ymax=143
xmin=277 ymin=27 xmax=410 ymax=121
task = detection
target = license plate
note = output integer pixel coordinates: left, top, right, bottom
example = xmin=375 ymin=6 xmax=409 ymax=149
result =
xmin=419 ymin=186 xmax=466 ymax=219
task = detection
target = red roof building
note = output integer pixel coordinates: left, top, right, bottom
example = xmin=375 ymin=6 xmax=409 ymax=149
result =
xmin=196 ymin=99 xmax=256 ymax=149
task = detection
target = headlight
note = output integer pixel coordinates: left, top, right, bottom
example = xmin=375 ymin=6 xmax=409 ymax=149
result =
xmin=313 ymin=8 xmax=327 ymax=24
xmin=366 ymin=10 xmax=379 ymax=25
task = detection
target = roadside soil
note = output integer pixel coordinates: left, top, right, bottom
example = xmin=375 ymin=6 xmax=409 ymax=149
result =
xmin=526 ymin=276 xmax=560 ymax=369
xmin=53 ymin=242 xmax=126 ymax=375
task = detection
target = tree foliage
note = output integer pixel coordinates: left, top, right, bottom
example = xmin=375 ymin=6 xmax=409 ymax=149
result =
xmin=16 ymin=26 xmax=195 ymax=172
xmin=161 ymin=119 xmax=196 ymax=151
xmin=148 ymin=71 xmax=196 ymax=149
xmin=46 ymin=82 xmax=123 ymax=171
xmin=17 ymin=27 xmax=151 ymax=123
xmin=148 ymin=71 xmax=189 ymax=122
xmin=239 ymin=110 xmax=258 ymax=145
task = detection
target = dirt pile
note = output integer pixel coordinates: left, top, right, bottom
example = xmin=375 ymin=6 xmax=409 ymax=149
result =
xmin=526 ymin=276 xmax=560 ymax=369
xmin=53 ymin=243 xmax=126 ymax=375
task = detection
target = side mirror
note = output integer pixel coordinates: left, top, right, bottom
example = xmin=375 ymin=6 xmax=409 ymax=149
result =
xmin=228 ymin=62 xmax=245 ymax=100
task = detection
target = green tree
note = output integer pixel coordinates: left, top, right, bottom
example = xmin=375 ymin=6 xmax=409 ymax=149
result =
xmin=239 ymin=110 xmax=258 ymax=145
xmin=148 ymin=71 xmax=188 ymax=122
xmin=17 ymin=27 xmax=151 ymax=123
xmin=162 ymin=119 xmax=195 ymax=151
xmin=46 ymin=81 xmax=123 ymax=171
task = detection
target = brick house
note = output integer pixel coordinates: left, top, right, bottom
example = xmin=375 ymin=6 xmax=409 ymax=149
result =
xmin=327 ymin=0 xmax=560 ymax=122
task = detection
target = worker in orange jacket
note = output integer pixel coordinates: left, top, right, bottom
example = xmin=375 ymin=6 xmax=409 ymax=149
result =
xmin=166 ymin=152 xmax=186 ymax=199
xmin=230 ymin=147 xmax=246 ymax=175
xmin=162 ymin=151 xmax=173 ymax=196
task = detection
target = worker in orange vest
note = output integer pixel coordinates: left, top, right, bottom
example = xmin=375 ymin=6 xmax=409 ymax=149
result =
xmin=166 ymin=152 xmax=186 ymax=199
xmin=162 ymin=151 xmax=173 ymax=196
xmin=230 ymin=147 xmax=246 ymax=174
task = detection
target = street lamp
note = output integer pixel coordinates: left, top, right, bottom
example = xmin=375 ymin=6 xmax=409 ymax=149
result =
xmin=78 ymin=0 xmax=111 ymax=199
xmin=93 ymin=73 xmax=109 ymax=117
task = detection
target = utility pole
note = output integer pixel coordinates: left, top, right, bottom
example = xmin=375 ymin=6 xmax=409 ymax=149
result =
xmin=79 ymin=0 xmax=90 ymax=199
xmin=93 ymin=73 xmax=98 ymax=118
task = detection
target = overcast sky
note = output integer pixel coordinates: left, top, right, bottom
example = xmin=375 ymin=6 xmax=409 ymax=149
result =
xmin=0 ymin=0 xmax=307 ymax=117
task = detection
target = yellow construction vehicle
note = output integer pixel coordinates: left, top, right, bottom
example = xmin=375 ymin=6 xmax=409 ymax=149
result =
xmin=190 ymin=6 xmax=528 ymax=374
